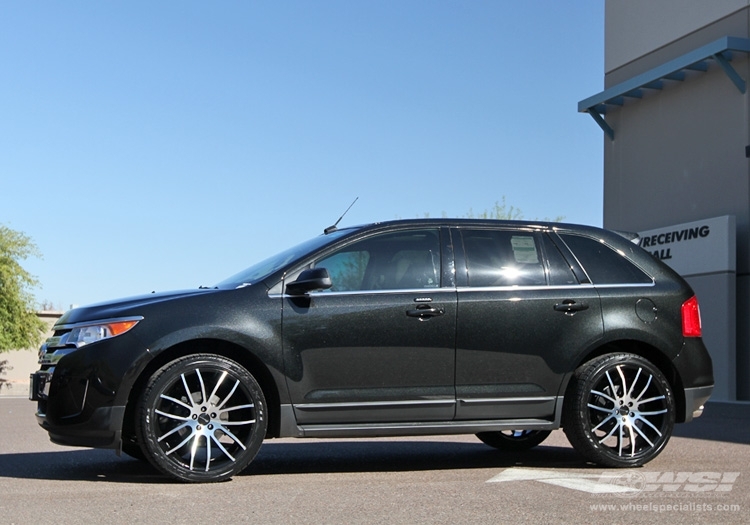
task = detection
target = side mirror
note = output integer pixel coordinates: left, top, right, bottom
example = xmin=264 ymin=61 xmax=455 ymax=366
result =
xmin=286 ymin=268 xmax=333 ymax=295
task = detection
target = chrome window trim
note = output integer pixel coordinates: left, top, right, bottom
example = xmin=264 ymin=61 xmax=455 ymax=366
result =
xmin=588 ymin=282 xmax=656 ymax=289
xmin=269 ymin=287 xmax=455 ymax=299
xmin=270 ymin=280 xmax=655 ymax=298
xmin=456 ymin=284 xmax=596 ymax=293
xmin=455 ymin=282 xmax=655 ymax=292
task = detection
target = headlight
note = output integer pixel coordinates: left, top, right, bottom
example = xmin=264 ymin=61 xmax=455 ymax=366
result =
xmin=64 ymin=318 xmax=142 ymax=347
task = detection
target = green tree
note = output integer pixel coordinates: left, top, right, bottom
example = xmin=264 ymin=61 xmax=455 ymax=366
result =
xmin=465 ymin=197 xmax=523 ymax=220
xmin=0 ymin=225 xmax=45 ymax=353
xmin=0 ymin=360 xmax=11 ymax=390
xmin=421 ymin=196 xmax=564 ymax=222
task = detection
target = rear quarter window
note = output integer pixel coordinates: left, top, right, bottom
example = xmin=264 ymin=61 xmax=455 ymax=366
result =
xmin=559 ymin=233 xmax=652 ymax=285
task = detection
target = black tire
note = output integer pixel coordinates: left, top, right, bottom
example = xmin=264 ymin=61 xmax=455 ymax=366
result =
xmin=476 ymin=430 xmax=552 ymax=450
xmin=563 ymin=353 xmax=675 ymax=467
xmin=135 ymin=354 xmax=267 ymax=483
xmin=121 ymin=439 xmax=147 ymax=461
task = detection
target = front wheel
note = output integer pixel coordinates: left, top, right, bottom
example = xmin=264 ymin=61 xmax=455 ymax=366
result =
xmin=563 ymin=353 xmax=675 ymax=467
xmin=476 ymin=430 xmax=552 ymax=450
xmin=136 ymin=354 xmax=267 ymax=483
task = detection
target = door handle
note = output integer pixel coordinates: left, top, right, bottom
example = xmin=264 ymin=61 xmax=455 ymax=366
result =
xmin=554 ymin=300 xmax=589 ymax=315
xmin=406 ymin=305 xmax=445 ymax=319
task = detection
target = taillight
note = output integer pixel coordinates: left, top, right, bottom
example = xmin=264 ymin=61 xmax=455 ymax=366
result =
xmin=681 ymin=296 xmax=702 ymax=338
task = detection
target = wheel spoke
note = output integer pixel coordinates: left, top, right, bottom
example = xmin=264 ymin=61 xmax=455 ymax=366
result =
xmin=180 ymin=373 xmax=194 ymax=407
xmin=160 ymin=394 xmax=192 ymax=411
xmin=210 ymin=433 xmax=236 ymax=462
xmin=207 ymin=371 xmax=228 ymax=404
xmin=215 ymin=425 xmax=248 ymax=451
xmin=165 ymin=430 xmax=196 ymax=455
xmin=605 ymin=370 xmax=618 ymax=398
xmin=626 ymin=423 xmax=637 ymax=457
xmin=157 ymin=421 xmax=191 ymax=442
xmin=189 ymin=434 xmax=199 ymax=470
xmin=598 ymin=420 xmax=620 ymax=443
xmin=638 ymin=395 xmax=665 ymax=405
xmin=204 ymin=435 xmax=211 ymax=472
xmin=615 ymin=366 xmax=629 ymax=400
xmin=634 ymin=374 xmax=653 ymax=402
xmin=216 ymin=379 xmax=241 ymax=410
xmin=196 ymin=369 xmax=207 ymax=404
xmin=219 ymin=402 xmax=255 ymax=414
xmin=626 ymin=367 xmax=642 ymax=398
xmin=592 ymin=413 xmax=615 ymax=432
xmin=155 ymin=408 xmax=190 ymax=422
xmin=587 ymin=402 xmax=612 ymax=414
xmin=221 ymin=418 xmax=257 ymax=426
xmin=634 ymin=414 xmax=663 ymax=436
xmin=590 ymin=389 xmax=617 ymax=405
xmin=639 ymin=408 xmax=668 ymax=416
xmin=631 ymin=421 xmax=656 ymax=447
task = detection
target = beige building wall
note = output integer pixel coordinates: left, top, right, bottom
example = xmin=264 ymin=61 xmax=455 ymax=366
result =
xmin=605 ymin=0 xmax=749 ymax=72
xmin=0 ymin=312 xmax=61 ymax=397
xmin=600 ymin=1 xmax=750 ymax=400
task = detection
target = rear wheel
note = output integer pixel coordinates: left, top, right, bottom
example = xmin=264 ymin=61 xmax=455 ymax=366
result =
xmin=563 ymin=353 xmax=675 ymax=467
xmin=136 ymin=354 xmax=267 ymax=483
xmin=476 ymin=430 xmax=552 ymax=450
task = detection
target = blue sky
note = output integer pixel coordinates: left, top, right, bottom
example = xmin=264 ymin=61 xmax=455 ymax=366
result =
xmin=1 ymin=1 xmax=605 ymax=309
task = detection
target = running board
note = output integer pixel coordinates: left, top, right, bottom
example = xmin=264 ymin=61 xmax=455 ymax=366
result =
xmin=296 ymin=418 xmax=558 ymax=438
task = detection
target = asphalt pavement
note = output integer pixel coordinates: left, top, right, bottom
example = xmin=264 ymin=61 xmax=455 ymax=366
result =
xmin=0 ymin=397 xmax=747 ymax=524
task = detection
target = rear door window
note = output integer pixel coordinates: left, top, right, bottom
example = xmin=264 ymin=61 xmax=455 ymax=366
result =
xmin=460 ymin=230 xmax=546 ymax=287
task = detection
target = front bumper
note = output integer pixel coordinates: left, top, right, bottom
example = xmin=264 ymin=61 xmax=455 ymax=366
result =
xmin=30 ymin=329 xmax=151 ymax=450
xmin=37 ymin=403 xmax=125 ymax=449
xmin=30 ymin=363 xmax=127 ymax=449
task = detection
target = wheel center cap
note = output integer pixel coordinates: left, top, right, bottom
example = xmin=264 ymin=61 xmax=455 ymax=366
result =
xmin=197 ymin=413 xmax=211 ymax=425
xmin=618 ymin=406 xmax=630 ymax=416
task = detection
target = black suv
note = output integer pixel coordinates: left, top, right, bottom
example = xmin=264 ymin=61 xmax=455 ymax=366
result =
xmin=31 ymin=219 xmax=714 ymax=483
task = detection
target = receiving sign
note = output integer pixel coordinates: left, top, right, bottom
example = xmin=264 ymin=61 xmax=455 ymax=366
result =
xmin=638 ymin=215 xmax=735 ymax=276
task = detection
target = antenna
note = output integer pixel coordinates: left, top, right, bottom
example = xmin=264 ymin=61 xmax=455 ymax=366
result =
xmin=324 ymin=197 xmax=359 ymax=234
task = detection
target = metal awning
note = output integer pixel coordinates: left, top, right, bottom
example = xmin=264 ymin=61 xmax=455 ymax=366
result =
xmin=579 ymin=36 xmax=750 ymax=140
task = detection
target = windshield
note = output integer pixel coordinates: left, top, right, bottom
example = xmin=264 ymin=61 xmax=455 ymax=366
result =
xmin=216 ymin=228 xmax=354 ymax=287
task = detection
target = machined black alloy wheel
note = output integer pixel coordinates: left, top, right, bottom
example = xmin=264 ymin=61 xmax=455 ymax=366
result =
xmin=136 ymin=354 xmax=267 ymax=483
xmin=563 ymin=353 xmax=675 ymax=467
